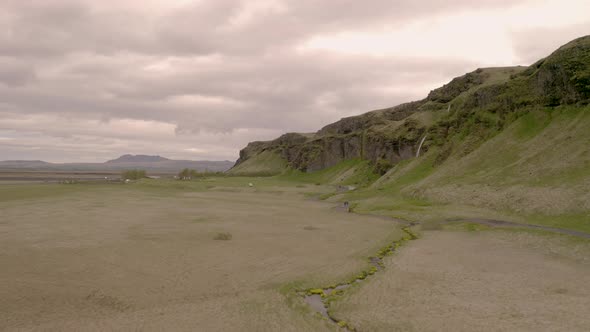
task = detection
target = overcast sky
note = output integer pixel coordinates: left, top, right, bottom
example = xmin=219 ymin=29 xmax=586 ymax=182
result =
xmin=0 ymin=0 xmax=589 ymax=162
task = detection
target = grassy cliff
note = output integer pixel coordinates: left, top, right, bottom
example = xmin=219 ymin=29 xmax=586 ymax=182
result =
xmin=232 ymin=36 xmax=590 ymax=231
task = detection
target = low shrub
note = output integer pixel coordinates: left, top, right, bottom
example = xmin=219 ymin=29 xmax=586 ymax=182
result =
xmin=213 ymin=232 xmax=232 ymax=240
xmin=121 ymin=169 xmax=146 ymax=180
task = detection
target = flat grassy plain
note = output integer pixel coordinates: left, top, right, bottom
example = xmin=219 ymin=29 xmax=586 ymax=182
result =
xmin=0 ymin=179 xmax=401 ymax=331
xmin=0 ymin=171 xmax=125 ymax=184
xmin=1 ymin=176 xmax=589 ymax=331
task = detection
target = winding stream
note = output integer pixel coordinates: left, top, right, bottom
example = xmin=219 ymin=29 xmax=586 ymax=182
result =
xmin=300 ymin=226 xmax=418 ymax=331
xmin=298 ymin=195 xmax=590 ymax=330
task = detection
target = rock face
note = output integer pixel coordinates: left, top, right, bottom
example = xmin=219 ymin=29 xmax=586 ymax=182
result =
xmin=532 ymin=36 xmax=590 ymax=105
xmin=233 ymin=36 xmax=590 ymax=173
xmin=234 ymin=113 xmax=427 ymax=172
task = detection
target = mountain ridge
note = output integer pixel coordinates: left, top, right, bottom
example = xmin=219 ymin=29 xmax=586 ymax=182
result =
xmin=106 ymin=154 xmax=170 ymax=163
xmin=0 ymin=155 xmax=233 ymax=173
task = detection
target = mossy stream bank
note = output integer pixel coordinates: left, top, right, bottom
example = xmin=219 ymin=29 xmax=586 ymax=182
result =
xmin=299 ymin=226 xmax=418 ymax=331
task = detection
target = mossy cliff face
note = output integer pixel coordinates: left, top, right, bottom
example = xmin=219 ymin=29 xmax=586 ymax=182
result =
xmin=233 ymin=36 xmax=590 ymax=174
xmin=234 ymin=127 xmax=425 ymax=172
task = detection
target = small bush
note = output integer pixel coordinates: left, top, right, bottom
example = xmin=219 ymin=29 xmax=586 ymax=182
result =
xmin=337 ymin=321 xmax=349 ymax=328
xmin=121 ymin=169 xmax=146 ymax=180
xmin=307 ymin=288 xmax=324 ymax=296
xmin=374 ymin=158 xmax=394 ymax=175
xmin=213 ymin=232 xmax=232 ymax=240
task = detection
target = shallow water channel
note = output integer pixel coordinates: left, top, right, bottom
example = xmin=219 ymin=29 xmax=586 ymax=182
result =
xmin=300 ymin=226 xmax=417 ymax=331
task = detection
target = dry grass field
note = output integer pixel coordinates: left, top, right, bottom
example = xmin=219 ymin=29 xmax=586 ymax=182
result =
xmin=0 ymin=171 xmax=123 ymax=183
xmin=0 ymin=180 xmax=401 ymax=331
xmin=2 ymin=178 xmax=589 ymax=331
xmin=331 ymin=230 xmax=590 ymax=331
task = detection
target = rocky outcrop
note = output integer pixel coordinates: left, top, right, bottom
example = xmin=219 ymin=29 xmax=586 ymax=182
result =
xmin=317 ymin=101 xmax=423 ymax=136
xmin=235 ymin=121 xmax=427 ymax=172
xmin=232 ymin=97 xmax=432 ymax=172
xmin=426 ymin=69 xmax=487 ymax=103
xmin=532 ymin=36 xmax=590 ymax=105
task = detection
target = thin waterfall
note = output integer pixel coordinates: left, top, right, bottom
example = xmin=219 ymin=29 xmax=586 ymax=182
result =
xmin=416 ymin=134 xmax=427 ymax=157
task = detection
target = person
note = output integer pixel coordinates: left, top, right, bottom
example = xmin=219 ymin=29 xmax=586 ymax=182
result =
xmin=343 ymin=201 xmax=350 ymax=212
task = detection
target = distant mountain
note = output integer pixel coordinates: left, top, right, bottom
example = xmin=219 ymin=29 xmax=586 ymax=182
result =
xmin=107 ymin=154 xmax=170 ymax=163
xmin=0 ymin=155 xmax=234 ymax=173
xmin=0 ymin=160 xmax=51 ymax=168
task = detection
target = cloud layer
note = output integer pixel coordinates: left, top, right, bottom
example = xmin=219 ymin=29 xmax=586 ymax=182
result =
xmin=1 ymin=0 xmax=589 ymax=162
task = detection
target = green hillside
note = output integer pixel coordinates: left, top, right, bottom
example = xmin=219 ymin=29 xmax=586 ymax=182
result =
xmin=232 ymin=36 xmax=590 ymax=232
xmin=227 ymin=150 xmax=287 ymax=176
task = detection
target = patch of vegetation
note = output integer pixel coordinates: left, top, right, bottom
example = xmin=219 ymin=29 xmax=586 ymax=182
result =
xmin=306 ymin=288 xmax=324 ymax=296
xmin=192 ymin=217 xmax=209 ymax=223
xmin=374 ymin=158 xmax=394 ymax=175
xmin=280 ymin=159 xmax=380 ymax=188
xmin=299 ymin=226 xmax=418 ymax=331
xmin=228 ymin=150 xmax=288 ymax=176
xmin=121 ymin=169 xmax=147 ymax=180
xmin=178 ymin=168 xmax=222 ymax=180
xmin=513 ymin=110 xmax=552 ymax=139
xmin=0 ymin=183 xmax=109 ymax=202
xmin=213 ymin=232 xmax=233 ymax=241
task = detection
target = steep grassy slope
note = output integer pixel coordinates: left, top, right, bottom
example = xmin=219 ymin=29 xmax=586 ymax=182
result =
xmin=410 ymin=106 xmax=590 ymax=215
xmin=280 ymin=159 xmax=380 ymax=187
xmin=338 ymin=105 xmax=590 ymax=232
xmin=227 ymin=150 xmax=287 ymax=176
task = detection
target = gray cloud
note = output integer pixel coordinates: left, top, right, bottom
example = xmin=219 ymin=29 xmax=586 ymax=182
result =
xmin=511 ymin=22 xmax=590 ymax=63
xmin=1 ymin=0 xmax=527 ymax=57
xmin=0 ymin=58 xmax=37 ymax=86
xmin=0 ymin=0 xmax=588 ymax=162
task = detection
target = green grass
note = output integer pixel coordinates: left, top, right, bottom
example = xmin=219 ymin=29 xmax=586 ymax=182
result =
xmin=279 ymin=159 xmax=379 ymax=186
xmin=513 ymin=110 xmax=552 ymax=139
xmin=523 ymin=213 xmax=590 ymax=234
xmin=227 ymin=150 xmax=287 ymax=176
xmin=405 ymin=105 xmax=589 ymax=201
